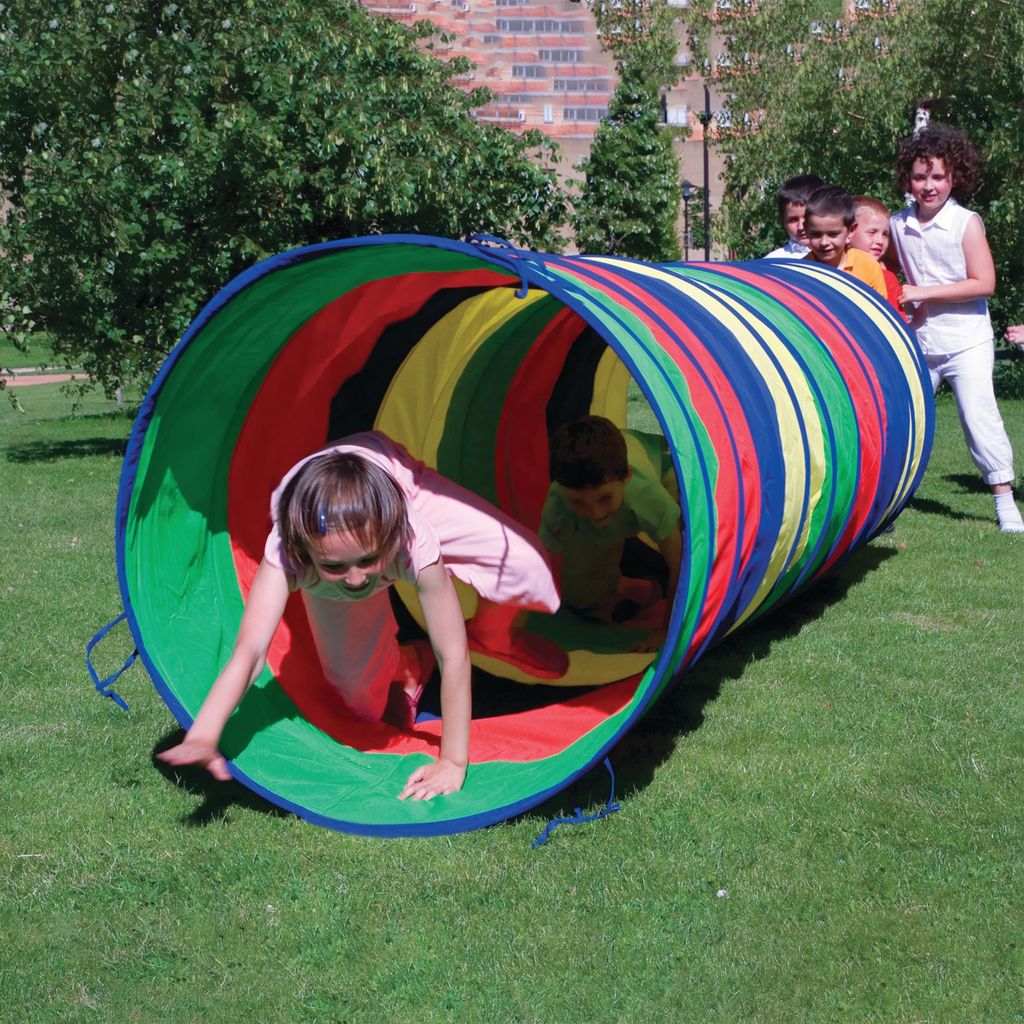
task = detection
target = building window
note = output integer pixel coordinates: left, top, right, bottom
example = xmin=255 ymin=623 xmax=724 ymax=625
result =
xmin=539 ymin=49 xmax=583 ymax=62
xmin=497 ymin=17 xmax=586 ymax=32
xmin=563 ymin=106 xmax=607 ymax=122
xmin=553 ymin=78 xmax=611 ymax=92
xmin=512 ymin=65 xmax=546 ymax=79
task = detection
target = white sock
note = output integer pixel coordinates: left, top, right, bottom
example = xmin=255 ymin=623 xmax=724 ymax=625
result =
xmin=994 ymin=491 xmax=1024 ymax=533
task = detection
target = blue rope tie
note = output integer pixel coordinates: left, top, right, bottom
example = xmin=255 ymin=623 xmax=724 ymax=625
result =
xmin=86 ymin=611 xmax=137 ymax=711
xmin=465 ymin=233 xmax=531 ymax=299
xmin=532 ymin=757 xmax=622 ymax=848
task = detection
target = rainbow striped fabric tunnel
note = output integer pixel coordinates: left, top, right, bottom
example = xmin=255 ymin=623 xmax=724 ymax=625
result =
xmin=114 ymin=235 xmax=933 ymax=836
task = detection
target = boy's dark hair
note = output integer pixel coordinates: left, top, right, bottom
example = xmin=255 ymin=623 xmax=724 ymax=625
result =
xmin=895 ymin=124 xmax=980 ymax=199
xmin=777 ymin=174 xmax=825 ymax=219
xmin=804 ymin=185 xmax=855 ymax=227
xmin=549 ymin=415 xmax=629 ymax=489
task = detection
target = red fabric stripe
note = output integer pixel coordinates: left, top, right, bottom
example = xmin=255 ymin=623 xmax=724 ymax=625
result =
xmin=493 ymin=306 xmax=585 ymax=529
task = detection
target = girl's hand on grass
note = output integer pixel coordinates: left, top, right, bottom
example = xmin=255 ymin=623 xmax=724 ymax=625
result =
xmin=157 ymin=737 xmax=232 ymax=782
xmin=398 ymin=758 xmax=466 ymax=801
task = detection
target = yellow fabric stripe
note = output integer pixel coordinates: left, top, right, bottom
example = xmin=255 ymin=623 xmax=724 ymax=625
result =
xmin=589 ymin=348 xmax=630 ymax=427
xmin=375 ymin=288 xmax=545 ymax=464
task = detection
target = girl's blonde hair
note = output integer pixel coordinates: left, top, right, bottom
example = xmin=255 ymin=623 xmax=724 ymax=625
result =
xmin=276 ymin=452 xmax=412 ymax=570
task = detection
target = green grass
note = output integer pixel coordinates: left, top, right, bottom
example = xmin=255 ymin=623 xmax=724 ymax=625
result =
xmin=0 ymin=331 xmax=59 ymax=371
xmin=3 ymin=385 xmax=1024 ymax=1023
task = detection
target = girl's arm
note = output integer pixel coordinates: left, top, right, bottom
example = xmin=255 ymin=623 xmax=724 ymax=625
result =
xmin=157 ymin=557 xmax=291 ymax=780
xmin=900 ymin=215 xmax=995 ymax=305
xmin=398 ymin=559 xmax=472 ymax=800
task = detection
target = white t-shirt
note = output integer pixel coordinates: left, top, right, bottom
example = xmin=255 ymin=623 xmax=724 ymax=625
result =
xmin=889 ymin=198 xmax=993 ymax=356
xmin=763 ymin=239 xmax=811 ymax=260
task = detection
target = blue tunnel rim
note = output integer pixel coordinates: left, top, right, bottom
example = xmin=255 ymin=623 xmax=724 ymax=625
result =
xmin=115 ymin=233 xmax=704 ymax=837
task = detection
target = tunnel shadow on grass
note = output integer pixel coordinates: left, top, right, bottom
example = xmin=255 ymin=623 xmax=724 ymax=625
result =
xmin=6 ymin=437 xmax=128 ymax=462
xmin=523 ymin=543 xmax=899 ymax=836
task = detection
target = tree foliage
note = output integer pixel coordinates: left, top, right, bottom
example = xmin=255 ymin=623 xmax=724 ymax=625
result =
xmin=572 ymin=0 xmax=682 ymax=260
xmin=0 ymin=0 xmax=569 ymax=392
xmin=707 ymin=0 xmax=1024 ymax=323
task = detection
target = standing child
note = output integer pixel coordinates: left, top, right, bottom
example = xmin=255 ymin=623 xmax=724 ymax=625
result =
xmin=849 ymin=195 xmax=904 ymax=315
xmin=539 ymin=416 xmax=681 ymax=641
xmin=158 ymin=431 xmax=568 ymax=800
xmin=890 ymin=124 xmax=1024 ymax=533
xmin=764 ymin=174 xmax=824 ymax=259
xmin=802 ymin=185 xmax=888 ymax=300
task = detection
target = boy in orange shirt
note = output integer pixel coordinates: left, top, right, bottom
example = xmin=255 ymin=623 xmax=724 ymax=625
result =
xmin=849 ymin=195 xmax=904 ymax=314
xmin=802 ymin=185 xmax=887 ymax=300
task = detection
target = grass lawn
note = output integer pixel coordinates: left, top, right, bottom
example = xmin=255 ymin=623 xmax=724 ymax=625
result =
xmin=2 ymin=384 xmax=1023 ymax=1023
xmin=0 ymin=332 xmax=59 ymax=372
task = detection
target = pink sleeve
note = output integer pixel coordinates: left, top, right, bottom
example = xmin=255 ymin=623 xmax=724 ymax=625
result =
xmin=263 ymin=524 xmax=290 ymax=571
xmin=405 ymin=507 xmax=442 ymax=579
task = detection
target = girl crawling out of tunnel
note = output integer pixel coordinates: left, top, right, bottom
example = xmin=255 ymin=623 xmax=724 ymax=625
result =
xmin=158 ymin=430 xmax=568 ymax=801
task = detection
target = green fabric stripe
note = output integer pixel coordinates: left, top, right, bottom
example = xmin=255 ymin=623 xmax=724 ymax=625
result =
xmin=216 ymin=667 xmax=652 ymax=828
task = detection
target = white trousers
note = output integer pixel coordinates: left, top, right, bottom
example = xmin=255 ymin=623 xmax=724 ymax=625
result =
xmin=926 ymin=342 xmax=1015 ymax=486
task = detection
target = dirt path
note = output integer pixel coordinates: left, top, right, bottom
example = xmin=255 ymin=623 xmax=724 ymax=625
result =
xmin=1 ymin=370 xmax=80 ymax=388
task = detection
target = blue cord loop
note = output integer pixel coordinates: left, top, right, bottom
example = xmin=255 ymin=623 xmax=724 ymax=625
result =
xmin=531 ymin=757 xmax=622 ymax=848
xmin=465 ymin=234 xmax=531 ymax=299
xmin=464 ymin=232 xmax=516 ymax=249
xmin=86 ymin=611 xmax=137 ymax=711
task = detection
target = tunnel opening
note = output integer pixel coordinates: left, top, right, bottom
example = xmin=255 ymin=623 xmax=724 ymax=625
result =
xmin=116 ymin=235 xmax=931 ymax=834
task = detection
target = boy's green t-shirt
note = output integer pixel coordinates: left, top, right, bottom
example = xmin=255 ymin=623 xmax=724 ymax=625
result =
xmin=539 ymin=430 xmax=680 ymax=610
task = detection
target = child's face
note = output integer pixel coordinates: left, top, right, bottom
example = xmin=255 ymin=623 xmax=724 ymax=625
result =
xmin=308 ymin=530 xmax=385 ymax=594
xmin=805 ymin=212 xmax=850 ymax=268
xmin=848 ymin=209 xmax=890 ymax=261
xmin=909 ymin=157 xmax=952 ymax=220
xmin=781 ymin=202 xmax=809 ymax=245
xmin=562 ymin=472 xmax=631 ymax=528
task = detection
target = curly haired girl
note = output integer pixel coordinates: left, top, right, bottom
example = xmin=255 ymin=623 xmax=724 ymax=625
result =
xmin=890 ymin=124 xmax=1024 ymax=533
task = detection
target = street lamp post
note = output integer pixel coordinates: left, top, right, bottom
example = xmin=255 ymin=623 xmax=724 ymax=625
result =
xmin=680 ymin=179 xmax=696 ymax=261
xmin=697 ymin=83 xmax=713 ymax=260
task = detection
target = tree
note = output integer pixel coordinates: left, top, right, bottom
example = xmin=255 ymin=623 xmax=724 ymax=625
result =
xmin=0 ymin=0 xmax=569 ymax=393
xmin=572 ymin=0 xmax=683 ymax=260
xmin=706 ymin=0 xmax=1024 ymax=324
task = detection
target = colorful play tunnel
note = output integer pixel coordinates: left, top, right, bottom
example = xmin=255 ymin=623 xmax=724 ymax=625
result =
xmin=115 ymin=235 xmax=933 ymax=836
